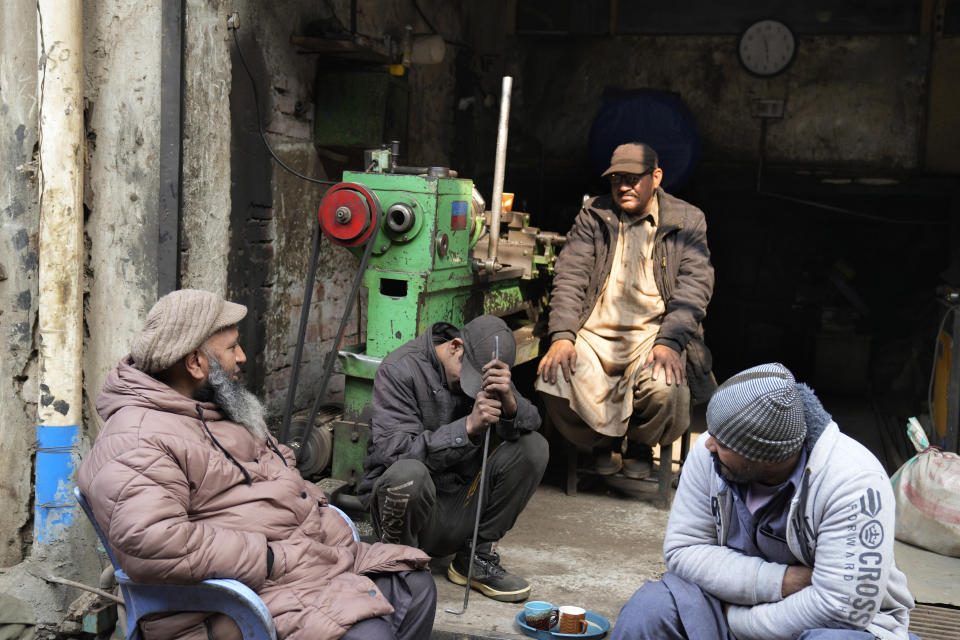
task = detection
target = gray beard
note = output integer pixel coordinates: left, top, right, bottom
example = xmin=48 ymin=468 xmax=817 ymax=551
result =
xmin=194 ymin=355 xmax=269 ymax=440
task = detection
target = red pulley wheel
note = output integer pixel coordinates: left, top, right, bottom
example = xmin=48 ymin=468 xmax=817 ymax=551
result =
xmin=318 ymin=182 xmax=380 ymax=247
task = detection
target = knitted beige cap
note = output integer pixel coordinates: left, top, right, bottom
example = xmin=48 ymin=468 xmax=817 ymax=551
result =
xmin=130 ymin=289 xmax=247 ymax=373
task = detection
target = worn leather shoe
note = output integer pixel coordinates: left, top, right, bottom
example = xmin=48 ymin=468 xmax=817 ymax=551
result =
xmin=622 ymin=442 xmax=653 ymax=479
xmin=591 ymin=448 xmax=622 ymax=475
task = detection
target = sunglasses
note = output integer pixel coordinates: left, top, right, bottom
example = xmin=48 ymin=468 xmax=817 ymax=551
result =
xmin=608 ymin=170 xmax=652 ymax=186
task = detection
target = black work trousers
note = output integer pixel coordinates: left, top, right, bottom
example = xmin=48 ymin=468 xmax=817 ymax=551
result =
xmin=370 ymin=431 xmax=548 ymax=556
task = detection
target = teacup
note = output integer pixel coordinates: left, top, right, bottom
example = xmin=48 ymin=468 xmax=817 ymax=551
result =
xmin=557 ymin=605 xmax=588 ymax=634
xmin=524 ymin=600 xmax=558 ymax=630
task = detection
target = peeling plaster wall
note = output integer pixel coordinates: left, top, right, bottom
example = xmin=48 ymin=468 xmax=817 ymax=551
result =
xmin=82 ymin=0 xmax=163 ymax=433
xmin=0 ymin=0 xmax=40 ymax=568
xmin=0 ymin=0 xmax=115 ymax=622
xmin=509 ymin=34 xmax=926 ymax=171
xmin=181 ymin=0 xmax=234 ymax=294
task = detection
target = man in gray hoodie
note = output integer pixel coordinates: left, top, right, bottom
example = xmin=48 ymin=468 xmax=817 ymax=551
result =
xmin=612 ymin=363 xmax=918 ymax=640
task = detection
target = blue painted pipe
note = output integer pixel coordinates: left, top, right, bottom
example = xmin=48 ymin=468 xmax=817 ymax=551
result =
xmin=35 ymin=424 xmax=79 ymax=545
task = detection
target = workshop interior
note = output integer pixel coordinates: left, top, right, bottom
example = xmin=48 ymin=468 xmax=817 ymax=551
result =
xmin=221 ymin=0 xmax=960 ymax=498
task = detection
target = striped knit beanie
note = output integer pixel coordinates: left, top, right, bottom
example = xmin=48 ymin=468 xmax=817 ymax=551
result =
xmin=130 ymin=289 xmax=247 ymax=373
xmin=706 ymin=363 xmax=806 ymax=463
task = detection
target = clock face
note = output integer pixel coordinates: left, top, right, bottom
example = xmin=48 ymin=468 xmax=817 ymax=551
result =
xmin=738 ymin=20 xmax=796 ymax=77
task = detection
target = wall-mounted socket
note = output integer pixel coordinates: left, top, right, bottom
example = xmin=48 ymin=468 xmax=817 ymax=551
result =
xmin=753 ymin=99 xmax=785 ymax=119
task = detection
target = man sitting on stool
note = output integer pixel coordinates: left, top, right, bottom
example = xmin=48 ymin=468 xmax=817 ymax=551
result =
xmin=537 ymin=142 xmax=715 ymax=478
xmin=358 ymin=315 xmax=547 ymax=603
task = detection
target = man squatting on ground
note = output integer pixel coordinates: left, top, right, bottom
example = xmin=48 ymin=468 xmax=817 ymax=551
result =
xmin=358 ymin=315 xmax=548 ymax=603
xmin=612 ymin=363 xmax=918 ymax=640
xmin=78 ymin=290 xmax=436 ymax=640
xmin=537 ymin=142 xmax=715 ymax=479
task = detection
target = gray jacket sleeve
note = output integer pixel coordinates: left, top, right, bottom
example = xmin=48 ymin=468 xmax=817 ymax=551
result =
xmin=369 ymin=361 xmax=475 ymax=473
xmin=654 ymin=210 xmax=714 ymax=354
xmin=664 ymin=435 xmax=788 ymax=606
xmin=545 ymin=208 xmax=598 ymax=344
xmin=495 ymin=383 xmax=541 ymax=441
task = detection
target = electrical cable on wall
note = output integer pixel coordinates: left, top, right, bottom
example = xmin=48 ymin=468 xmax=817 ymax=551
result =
xmin=36 ymin=2 xmax=47 ymax=228
xmin=229 ymin=23 xmax=337 ymax=186
xmin=411 ymin=0 xmax=439 ymax=35
xmin=410 ymin=0 xmax=470 ymax=47
xmin=320 ymin=0 xmax=351 ymax=36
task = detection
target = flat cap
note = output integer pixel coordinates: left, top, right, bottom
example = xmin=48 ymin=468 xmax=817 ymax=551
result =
xmin=130 ymin=289 xmax=247 ymax=373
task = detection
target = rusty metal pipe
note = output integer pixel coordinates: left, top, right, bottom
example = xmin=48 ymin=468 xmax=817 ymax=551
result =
xmin=487 ymin=76 xmax=513 ymax=270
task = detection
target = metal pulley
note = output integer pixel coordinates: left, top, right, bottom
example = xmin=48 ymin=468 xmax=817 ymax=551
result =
xmin=318 ymin=182 xmax=381 ymax=246
xmin=287 ymin=407 xmax=339 ymax=478
xmin=295 ymin=426 xmax=334 ymax=478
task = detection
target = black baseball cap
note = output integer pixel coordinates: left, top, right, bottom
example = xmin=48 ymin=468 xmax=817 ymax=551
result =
xmin=458 ymin=315 xmax=516 ymax=398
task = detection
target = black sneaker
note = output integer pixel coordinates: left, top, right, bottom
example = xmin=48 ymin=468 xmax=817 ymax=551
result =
xmin=447 ymin=544 xmax=531 ymax=602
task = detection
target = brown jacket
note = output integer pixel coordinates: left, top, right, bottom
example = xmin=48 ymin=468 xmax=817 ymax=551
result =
xmin=78 ymin=357 xmax=430 ymax=640
xmin=544 ymin=189 xmax=717 ymax=403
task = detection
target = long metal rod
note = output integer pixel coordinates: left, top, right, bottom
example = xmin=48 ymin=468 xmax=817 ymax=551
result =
xmin=446 ymin=336 xmax=498 ymax=615
xmin=44 ymin=576 xmax=124 ymax=606
xmin=446 ymin=427 xmax=490 ymax=615
xmin=487 ymin=76 xmax=513 ymax=267
xmin=279 ymin=218 xmax=323 ymax=445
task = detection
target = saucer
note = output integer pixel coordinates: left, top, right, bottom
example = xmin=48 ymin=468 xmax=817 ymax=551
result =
xmin=514 ymin=609 xmax=610 ymax=639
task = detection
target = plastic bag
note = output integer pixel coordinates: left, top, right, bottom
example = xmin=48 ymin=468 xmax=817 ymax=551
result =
xmin=891 ymin=418 xmax=960 ymax=557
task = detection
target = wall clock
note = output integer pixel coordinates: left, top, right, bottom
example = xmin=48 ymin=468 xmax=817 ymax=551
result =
xmin=738 ymin=20 xmax=796 ymax=77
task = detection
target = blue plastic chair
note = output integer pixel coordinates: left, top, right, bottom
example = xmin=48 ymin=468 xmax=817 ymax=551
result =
xmin=75 ymin=486 xmax=359 ymax=640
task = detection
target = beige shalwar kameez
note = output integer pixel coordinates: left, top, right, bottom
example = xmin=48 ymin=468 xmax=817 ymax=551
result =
xmin=537 ymin=199 xmax=690 ymax=451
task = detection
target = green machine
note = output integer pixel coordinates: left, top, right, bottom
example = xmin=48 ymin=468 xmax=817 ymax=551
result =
xmin=281 ymin=77 xmax=564 ymax=507
xmin=285 ymin=144 xmax=564 ymax=505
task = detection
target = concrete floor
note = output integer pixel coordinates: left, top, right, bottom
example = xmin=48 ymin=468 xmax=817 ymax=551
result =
xmin=419 ymin=411 xmax=706 ymax=638
xmin=429 ymin=479 xmax=673 ymax=638
xmin=893 ymin=541 xmax=960 ymax=607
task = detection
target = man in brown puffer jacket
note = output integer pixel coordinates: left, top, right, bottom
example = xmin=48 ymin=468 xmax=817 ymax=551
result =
xmin=78 ymin=289 xmax=435 ymax=640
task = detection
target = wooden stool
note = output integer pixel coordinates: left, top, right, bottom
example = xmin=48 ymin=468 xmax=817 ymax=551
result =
xmin=563 ymin=428 xmax=692 ymax=508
